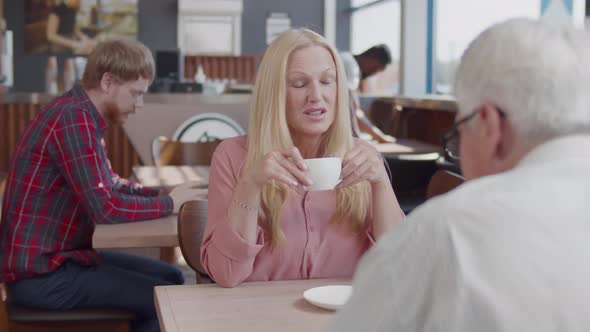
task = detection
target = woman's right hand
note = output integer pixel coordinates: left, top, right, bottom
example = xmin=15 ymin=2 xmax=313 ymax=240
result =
xmin=244 ymin=147 xmax=313 ymax=190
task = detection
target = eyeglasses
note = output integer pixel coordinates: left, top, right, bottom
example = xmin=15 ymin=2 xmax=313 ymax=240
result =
xmin=442 ymin=108 xmax=507 ymax=161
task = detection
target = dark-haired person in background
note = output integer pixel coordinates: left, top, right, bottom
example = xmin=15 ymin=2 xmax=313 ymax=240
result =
xmin=341 ymin=44 xmax=395 ymax=143
xmin=341 ymin=44 xmax=392 ymax=88
xmin=46 ymin=0 xmax=97 ymax=54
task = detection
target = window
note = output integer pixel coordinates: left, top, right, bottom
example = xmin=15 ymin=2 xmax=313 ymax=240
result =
xmin=350 ymin=0 xmax=401 ymax=94
xmin=434 ymin=0 xmax=540 ymax=94
xmin=434 ymin=0 xmax=586 ymax=94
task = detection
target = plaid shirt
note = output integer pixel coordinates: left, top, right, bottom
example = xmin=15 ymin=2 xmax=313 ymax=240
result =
xmin=0 ymin=86 xmax=173 ymax=282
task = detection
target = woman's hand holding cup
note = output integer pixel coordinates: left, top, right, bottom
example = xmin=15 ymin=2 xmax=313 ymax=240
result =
xmin=338 ymin=139 xmax=389 ymax=188
xmin=245 ymin=147 xmax=313 ymax=190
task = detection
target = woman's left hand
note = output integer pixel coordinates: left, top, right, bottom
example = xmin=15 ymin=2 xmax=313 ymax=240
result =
xmin=338 ymin=139 xmax=389 ymax=188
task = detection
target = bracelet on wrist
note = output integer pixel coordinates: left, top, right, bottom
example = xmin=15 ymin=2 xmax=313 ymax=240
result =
xmin=232 ymin=198 xmax=259 ymax=213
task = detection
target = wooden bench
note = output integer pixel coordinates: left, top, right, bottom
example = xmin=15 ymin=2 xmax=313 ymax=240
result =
xmin=1 ymin=284 xmax=133 ymax=332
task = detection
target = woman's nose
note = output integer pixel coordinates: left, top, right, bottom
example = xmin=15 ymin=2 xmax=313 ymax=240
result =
xmin=307 ymin=81 xmax=322 ymax=102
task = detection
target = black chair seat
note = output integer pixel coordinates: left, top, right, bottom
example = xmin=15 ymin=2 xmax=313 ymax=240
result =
xmin=7 ymin=304 xmax=135 ymax=323
xmin=381 ymin=152 xmax=440 ymax=215
xmin=385 ymin=153 xmax=438 ymax=195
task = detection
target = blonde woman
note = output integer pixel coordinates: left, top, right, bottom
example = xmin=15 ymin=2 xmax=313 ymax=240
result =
xmin=200 ymin=28 xmax=404 ymax=288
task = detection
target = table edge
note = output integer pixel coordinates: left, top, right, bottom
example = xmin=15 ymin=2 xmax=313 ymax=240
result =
xmin=155 ymin=286 xmax=178 ymax=332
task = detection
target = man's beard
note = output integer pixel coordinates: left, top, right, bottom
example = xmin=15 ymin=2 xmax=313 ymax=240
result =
xmin=103 ymin=101 xmax=125 ymax=126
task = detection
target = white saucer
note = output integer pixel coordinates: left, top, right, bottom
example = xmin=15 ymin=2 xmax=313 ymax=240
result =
xmin=303 ymin=285 xmax=352 ymax=311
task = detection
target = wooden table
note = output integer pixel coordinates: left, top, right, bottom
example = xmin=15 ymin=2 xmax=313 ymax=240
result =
xmin=93 ymin=215 xmax=178 ymax=262
xmin=92 ymin=187 xmax=207 ymax=249
xmin=132 ymin=165 xmax=210 ymax=189
xmin=93 ymin=215 xmax=179 ymax=249
xmin=155 ymin=278 xmax=350 ymax=332
xmin=92 ymin=166 xmax=209 ymax=263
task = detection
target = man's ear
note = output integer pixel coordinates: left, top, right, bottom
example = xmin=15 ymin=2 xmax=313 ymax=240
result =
xmin=99 ymin=72 xmax=114 ymax=92
xmin=478 ymin=103 xmax=509 ymax=160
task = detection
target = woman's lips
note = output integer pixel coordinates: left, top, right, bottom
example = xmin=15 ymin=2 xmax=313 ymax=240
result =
xmin=303 ymin=108 xmax=327 ymax=116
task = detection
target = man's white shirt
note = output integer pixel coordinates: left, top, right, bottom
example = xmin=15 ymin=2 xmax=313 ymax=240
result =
xmin=340 ymin=52 xmax=360 ymax=91
xmin=329 ymin=135 xmax=590 ymax=332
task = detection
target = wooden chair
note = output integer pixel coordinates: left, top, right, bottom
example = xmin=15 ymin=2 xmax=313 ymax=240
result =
xmin=177 ymin=199 xmax=213 ymax=284
xmin=0 ymin=172 xmax=6 ymax=216
xmin=426 ymin=170 xmax=465 ymax=199
xmin=151 ymin=136 xmax=221 ymax=166
xmin=0 ymin=283 xmax=133 ymax=332
xmin=0 ymin=172 xmax=6 ymax=194
xmin=151 ymin=137 xmax=219 ymax=265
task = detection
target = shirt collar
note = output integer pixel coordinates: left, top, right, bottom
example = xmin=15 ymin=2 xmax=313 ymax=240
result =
xmin=516 ymin=134 xmax=590 ymax=169
xmin=71 ymin=84 xmax=108 ymax=131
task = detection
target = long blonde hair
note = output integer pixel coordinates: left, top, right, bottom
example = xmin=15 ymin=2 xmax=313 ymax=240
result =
xmin=245 ymin=28 xmax=370 ymax=249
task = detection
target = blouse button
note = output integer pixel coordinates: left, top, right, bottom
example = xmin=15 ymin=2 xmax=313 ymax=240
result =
xmin=98 ymin=182 xmax=104 ymax=188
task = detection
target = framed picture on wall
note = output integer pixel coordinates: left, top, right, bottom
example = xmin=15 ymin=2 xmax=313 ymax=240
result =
xmin=24 ymin=0 xmax=138 ymax=55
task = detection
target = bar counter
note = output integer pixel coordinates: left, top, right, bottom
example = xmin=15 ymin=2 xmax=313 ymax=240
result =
xmin=1 ymin=91 xmax=455 ymax=177
xmin=0 ymin=92 xmax=251 ymax=178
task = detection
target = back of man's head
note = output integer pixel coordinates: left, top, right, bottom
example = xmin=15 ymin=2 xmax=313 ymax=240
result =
xmin=359 ymin=44 xmax=392 ymax=67
xmin=454 ymin=18 xmax=590 ymax=144
xmin=82 ymin=38 xmax=155 ymax=90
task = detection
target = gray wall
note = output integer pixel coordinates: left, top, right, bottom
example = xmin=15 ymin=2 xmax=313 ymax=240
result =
xmin=6 ymin=2 xmax=47 ymax=92
xmin=336 ymin=0 xmax=351 ymax=51
xmin=241 ymin=0 xmax=324 ymax=54
xmin=137 ymin=0 xmax=178 ymax=51
xmin=5 ymin=0 xmax=350 ymax=92
xmin=241 ymin=0 xmax=351 ymax=54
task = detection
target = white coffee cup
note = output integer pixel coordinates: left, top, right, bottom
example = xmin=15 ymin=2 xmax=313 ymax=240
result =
xmin=304 ymin=157 xmax=342 ymax=191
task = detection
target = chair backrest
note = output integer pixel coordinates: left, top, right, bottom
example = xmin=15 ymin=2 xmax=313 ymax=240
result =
xmin=0 ymin=172 xmax=6 ymax=197
xmin=426 ymin=170 xmax=464 ymax=199
xmin=152 ymin=136 xmax=221 ymax=166
xmin=177 ymin=199 xmax=211 ymax=283
xmin=0 ymin=172 xmax=7 ymax=218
